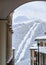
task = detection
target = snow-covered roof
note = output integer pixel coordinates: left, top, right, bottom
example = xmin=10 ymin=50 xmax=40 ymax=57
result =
xmin=35 ymin=35 xmax=46 ymax=41
xmin=30 ymin=46 xmax=38 ymax=50
xmin=30 ymin=44 xmax=38 ymax=50
xmin=30 ymin=44 xmax=46 ymax=54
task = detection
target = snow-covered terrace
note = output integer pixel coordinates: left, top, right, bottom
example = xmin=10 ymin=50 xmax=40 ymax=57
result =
xmin=30 ymin=44 xmax=46 ymax=54
xmin=35 ymin=47 xmax=46 ymax=54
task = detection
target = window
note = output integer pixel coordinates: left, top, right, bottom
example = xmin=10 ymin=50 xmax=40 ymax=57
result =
xmin=39 ymin=42 xmax=43 ymax=46
xmin=44 ymin=43 xmax=46 ymax=46
xmin=34 ymin=52 xmax=38 ymax=65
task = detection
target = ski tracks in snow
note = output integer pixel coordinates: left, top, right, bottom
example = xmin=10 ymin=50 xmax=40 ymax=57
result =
xmin=15 ymin=23 xmax=40 ymax=64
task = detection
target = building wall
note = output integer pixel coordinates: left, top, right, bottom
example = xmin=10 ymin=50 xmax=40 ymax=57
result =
xmin=44 ymin=54 xmax=46 ymax=65
xmin=30 ymin=49 xmax=46 ymax=65
xmin=0 ymin=19 xmax=13 ymax=65
xmin=0 ymin=20 xmax=7 ymax=65
xmin=6 ymin=17 xmax=14 ymax=65
xmin=39 ymin=53 xmax=46 ymax=65
xmin=30 ymin=50 xmax=37 ymax=65
xmin=6 ymin=25 xmax=13 ymax=61
xmin=0 ymin=24 xmax=1 ymax=64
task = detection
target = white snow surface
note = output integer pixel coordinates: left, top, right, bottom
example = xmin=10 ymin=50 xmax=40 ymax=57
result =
xmin=35 ymin=35 xmax=46 ymax=40
xmin=12 ymin=20 xmax=46 ymax=65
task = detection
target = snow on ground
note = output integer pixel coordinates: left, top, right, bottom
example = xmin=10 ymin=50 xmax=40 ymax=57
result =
xmin=15 ymin=58 xmax=30 ymax=65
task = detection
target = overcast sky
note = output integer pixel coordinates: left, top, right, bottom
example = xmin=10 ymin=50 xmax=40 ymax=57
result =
xmin=12 ymin=1 xmax=46 ymax=25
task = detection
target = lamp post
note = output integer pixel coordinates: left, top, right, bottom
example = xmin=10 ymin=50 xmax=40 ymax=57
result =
xmin=38 ymin=43 xmax=39 ymax=65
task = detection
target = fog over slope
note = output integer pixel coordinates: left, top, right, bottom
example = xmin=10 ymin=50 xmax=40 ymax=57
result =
xmin=12 ymin=20 xmax=46 ymax=65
